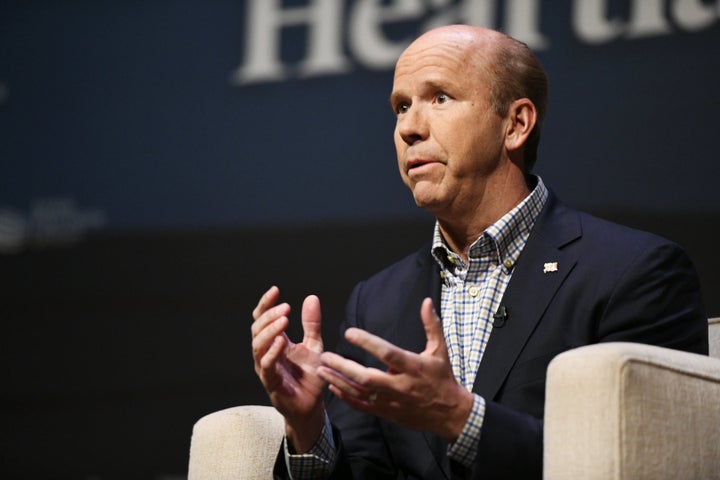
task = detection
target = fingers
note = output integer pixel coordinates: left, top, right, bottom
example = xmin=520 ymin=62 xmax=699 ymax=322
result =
xmin=326 ymin=383 xmax=381 ymax=412
xmin=318 ymin=353 xmax=382 ymax=405
xmin=301 ymin=295 xmax=323 ymax=351
xmin=345 ymin=327 xmax=415 ymax=372
xmin=251 ymin=304 xmax=291 ymax=371
xmin=251 ymin=286 xmax=290 ymax=338
xmin=419 ymin=297 xmax=447 ymax=356
xmin=324 ymin=298 xmax=448 ymax=395
xmin=251 ymin=287 xmax=291 ymax=373
xmin=252 ymin=314 xmax=289 ymax=371
xmin=253 ymin=285 xmax=280 ymax=320
xmin=251 ymin=288 xmax=327 ymax=378
xmin=258 ymin=334 xmax=287 ymax=377
xmin=342 ymin=297 xmax=443 ymax=372
xmin=318 ymin=298 xmax=463 ymax=436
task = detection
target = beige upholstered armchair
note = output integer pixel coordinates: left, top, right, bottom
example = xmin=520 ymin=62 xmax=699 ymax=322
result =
xmin=188 ymin=318 xmax=720 ymax=479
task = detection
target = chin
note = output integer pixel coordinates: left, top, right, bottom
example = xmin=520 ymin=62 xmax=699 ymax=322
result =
xmin=412 ymin=194 xmax=443 ymax=212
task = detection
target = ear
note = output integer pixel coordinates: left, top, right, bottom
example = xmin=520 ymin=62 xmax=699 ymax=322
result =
xmin=504 ymin=98 xmax=537 ymax=153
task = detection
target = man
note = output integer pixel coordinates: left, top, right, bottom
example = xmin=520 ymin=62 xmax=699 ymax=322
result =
xmin=251 ymin=25 xmax=707 ymax=479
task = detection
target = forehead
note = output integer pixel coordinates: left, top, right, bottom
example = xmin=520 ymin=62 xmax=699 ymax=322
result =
xmin=391 ymin=37 xmax=489 ymax=94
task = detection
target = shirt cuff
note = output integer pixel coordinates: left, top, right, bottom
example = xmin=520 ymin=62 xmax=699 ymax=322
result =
xmin=447 ymin=394 xmax=486 ymax=468
xmin=284 ymin=412 xmax=336 ymax=480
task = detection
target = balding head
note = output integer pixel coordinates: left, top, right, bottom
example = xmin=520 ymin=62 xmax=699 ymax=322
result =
xmin=398 ymin=25 xmax=548 ymax=170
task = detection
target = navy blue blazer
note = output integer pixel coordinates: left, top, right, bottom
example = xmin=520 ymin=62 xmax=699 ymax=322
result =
xmin=275 ymin=192 xmax=708 ymax=479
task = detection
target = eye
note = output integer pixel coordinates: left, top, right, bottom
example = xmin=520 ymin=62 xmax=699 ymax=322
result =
xmin=395 ymin=102 xmax=410 ymax=115
xmin=436 ymin=93 xmax=450 ymax=104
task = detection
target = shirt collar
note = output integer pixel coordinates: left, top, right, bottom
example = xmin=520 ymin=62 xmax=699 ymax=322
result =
xmin=432 ymin=175 xmax=549 ymax=273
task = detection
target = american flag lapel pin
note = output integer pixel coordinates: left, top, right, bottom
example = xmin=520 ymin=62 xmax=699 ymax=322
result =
xmin=543 ymin=262 xmax=559 ymax=274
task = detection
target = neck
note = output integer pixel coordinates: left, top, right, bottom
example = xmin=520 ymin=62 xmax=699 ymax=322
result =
xmin=437 ymin=173 xmax=531 ymax=262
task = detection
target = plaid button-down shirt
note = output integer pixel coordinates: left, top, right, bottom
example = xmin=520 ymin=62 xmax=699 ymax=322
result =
xmin=436 ymin=176 xmax=548 ymax=466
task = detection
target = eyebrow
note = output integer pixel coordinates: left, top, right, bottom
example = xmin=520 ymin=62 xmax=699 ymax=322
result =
xmin=389 ymin=79 xmax=452 ymax=107
xmin=388 ymin=91 xmax=404 ymax=108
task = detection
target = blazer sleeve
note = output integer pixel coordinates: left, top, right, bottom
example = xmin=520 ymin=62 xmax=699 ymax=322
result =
xmin=594 ymin=239 xmax=707 ymax=352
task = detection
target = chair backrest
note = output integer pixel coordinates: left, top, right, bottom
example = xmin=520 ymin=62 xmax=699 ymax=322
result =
xmin=709 ymin=317 xmax=720 ymax=359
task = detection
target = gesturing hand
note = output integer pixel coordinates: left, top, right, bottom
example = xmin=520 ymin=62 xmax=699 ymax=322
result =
xmin=251 ymin=286 xmax=327 ymax=452
xmin=317 ymin=297 xmax=474 ymax=443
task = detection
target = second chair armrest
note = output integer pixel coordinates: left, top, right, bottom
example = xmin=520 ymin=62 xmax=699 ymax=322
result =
xmin=543 ymin=342 xmax=720 ymax=480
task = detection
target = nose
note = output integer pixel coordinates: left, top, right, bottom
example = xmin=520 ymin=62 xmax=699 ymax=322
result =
xmin=396 ymin=104 xmax=428 ymax=146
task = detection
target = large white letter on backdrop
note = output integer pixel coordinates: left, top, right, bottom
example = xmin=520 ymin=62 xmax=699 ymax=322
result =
xmin=232 ymin=0 xmax=350 ymax=85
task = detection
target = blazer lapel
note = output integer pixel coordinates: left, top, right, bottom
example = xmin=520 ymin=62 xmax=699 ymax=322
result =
xmin=391 ymin=246 xmax=442 ymax=354
xmin=472 ymin=194 xmax=582 ymax=400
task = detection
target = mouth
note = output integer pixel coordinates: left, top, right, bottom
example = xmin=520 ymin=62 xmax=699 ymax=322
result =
xmin=407 ymin=158 xmax=438 ymax=172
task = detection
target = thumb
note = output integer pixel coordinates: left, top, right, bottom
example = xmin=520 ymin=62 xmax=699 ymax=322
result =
xmin=301 ymin=295 xmax=324 ymax=351
xmin=420 ymin=297 xmax=447 ymax=357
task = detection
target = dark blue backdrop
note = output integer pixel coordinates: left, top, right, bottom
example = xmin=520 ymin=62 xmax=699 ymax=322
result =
xmin=2 ymin=0 xmax=719 ymax=235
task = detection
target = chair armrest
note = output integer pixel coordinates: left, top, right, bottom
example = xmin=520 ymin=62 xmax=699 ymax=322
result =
xmin=709 ymin=317 xmax=720 ymax=358
xmin=544 ymin=342 xmax=720 ymax=480
xmin=188 ymin=405 xmax=284 ymax=480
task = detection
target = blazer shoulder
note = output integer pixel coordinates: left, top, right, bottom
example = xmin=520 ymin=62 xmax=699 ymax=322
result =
xmin=538 ymin=193 xmax=685 ymax=257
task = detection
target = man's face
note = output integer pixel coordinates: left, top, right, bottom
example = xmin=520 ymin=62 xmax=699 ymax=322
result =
xmin=390 ymin=31 xmax=508 ymax=218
